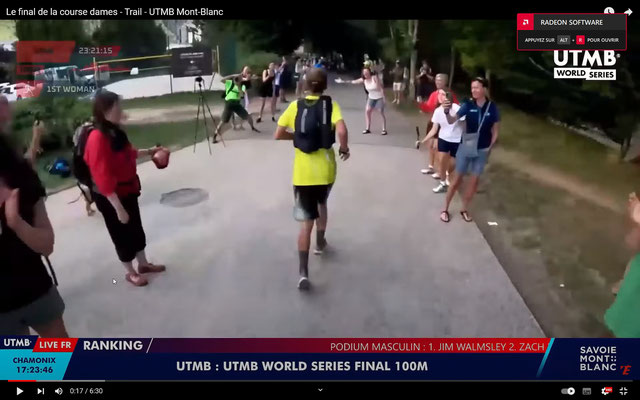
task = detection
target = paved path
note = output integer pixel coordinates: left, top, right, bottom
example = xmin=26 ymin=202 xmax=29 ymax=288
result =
xmin=45 ymin=80 xmax=543 ymax=337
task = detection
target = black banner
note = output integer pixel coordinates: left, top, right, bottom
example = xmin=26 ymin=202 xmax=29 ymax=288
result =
xmin=170 ymin=47 xmax=212 ymax=78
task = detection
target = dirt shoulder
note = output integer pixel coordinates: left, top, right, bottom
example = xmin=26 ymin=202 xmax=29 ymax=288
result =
xmin=402 ymin=104 xmax=630 ymax=337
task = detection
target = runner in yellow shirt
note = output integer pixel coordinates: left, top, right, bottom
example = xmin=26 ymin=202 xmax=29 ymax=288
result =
xmin=274 ymin=68 xmax=350 ymax=290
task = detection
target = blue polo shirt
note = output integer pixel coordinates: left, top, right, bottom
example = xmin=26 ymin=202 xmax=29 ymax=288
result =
xmin=457 ymin=99 xmax=500 ymax=150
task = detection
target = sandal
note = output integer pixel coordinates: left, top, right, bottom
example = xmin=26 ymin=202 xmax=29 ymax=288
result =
xmin=440 ymin=210 xmax=450 ymax=223
xmin=138 ymin=263 xmax=166 ymax=274
xmin=125 ymin=273 xmax=148 ymax=287
xmin=362 ymin=129 xmax=371 ymax=134
xmin=460 ymin=210 xmax=473 ymax=223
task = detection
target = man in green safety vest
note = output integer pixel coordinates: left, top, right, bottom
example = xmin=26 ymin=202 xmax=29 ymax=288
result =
xmin=214 ymin=74 xmax=259 ymax=140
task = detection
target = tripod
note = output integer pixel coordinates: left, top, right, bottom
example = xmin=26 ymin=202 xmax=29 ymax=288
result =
xmin=193 ymin=76 xmax=224 ymax=154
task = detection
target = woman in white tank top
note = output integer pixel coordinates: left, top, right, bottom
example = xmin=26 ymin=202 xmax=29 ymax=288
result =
xmin=337 ymin=67 xmax=388 ymax=135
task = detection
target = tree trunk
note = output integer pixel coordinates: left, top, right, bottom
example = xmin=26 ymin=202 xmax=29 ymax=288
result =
xmin=449 ymin=44 xmax=456 ymax=86
xmin=485 ymin=69 xmax=492 ymax=98
xmin=408 ymin=20 xmax=419 ymax=100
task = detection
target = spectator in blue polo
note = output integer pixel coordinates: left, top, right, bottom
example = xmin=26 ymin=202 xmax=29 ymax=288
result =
xmin=439 ymin=77 xmax=500 ymax=224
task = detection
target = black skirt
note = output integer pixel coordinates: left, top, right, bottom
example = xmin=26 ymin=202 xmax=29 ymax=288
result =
xmin=260 ymin=77 xmax=274 ymax=98
xmin=93 ymin=192 xmax=146 ymax=263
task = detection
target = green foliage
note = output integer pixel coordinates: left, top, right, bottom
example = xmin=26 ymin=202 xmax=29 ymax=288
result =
xmin=203 ymin=20 xmax=379 ymax=70
xmin=12 ymin=97 xmax=91 ymax=151
xmin=16 ymin=20 xmax=89 ymax=45
xmin=92 ymin=21 xmax=167 ymax=57
xmin=240 ymin=51 xmax=279 ymax=76
xmin=210 ymin=20 xmax=302 ymax=56
xmin=440 ymin=19 xmax=640 ymax=155
xmin=446 ymin=20 xmax=517 ymax=78
xmin=380 ymin=21 xmax=412 ymax=65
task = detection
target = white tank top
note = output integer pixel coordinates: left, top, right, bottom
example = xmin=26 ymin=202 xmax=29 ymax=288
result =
xmin=364 ymin=76 xmax=383 ymax=100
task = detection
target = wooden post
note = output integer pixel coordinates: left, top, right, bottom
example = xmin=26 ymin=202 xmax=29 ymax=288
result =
xmin=216 ymin=45 xmax=221 ymax=75
xmin=449 ymin=44 xmax=456 ymax=86
xmin=93 ymin=57 xmax=98 ymax=89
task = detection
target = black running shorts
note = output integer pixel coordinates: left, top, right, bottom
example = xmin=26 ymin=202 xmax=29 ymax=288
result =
xmin=221 ymin=100 xmax=249 ymax=123
xmin=293 ymin=184 xmax=333 ymax=221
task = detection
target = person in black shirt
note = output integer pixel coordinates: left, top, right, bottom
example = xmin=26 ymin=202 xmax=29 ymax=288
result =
xmin=0 ymin=128 xmax=68 ymax=337
xmin=257 ymin=63 xmax=277 ymax=123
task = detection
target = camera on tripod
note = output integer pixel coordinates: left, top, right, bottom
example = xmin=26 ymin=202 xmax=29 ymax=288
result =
xmin=191 ymin=75 xmax=222 ymax=153
xmin=194 ymin=76 xmax=205 ymax=92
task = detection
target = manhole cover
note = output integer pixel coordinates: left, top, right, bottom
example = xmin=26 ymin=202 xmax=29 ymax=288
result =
xmin=160 ymin=188 xmax=209 ymax=207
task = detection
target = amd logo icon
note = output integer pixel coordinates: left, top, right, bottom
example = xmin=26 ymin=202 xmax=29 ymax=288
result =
xmin=553 ymin=50 xmax=617 ymax=80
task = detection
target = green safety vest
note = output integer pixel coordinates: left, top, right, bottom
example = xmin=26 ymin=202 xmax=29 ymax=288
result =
xmin=224 ymin=80 xmax=245 ymax=101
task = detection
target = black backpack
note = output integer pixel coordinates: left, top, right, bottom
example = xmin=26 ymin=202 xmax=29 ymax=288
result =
xmin=293 ymin=95 xmax=335 ymax=154
xmin=71 ymin=123 xmax=95 ymax=188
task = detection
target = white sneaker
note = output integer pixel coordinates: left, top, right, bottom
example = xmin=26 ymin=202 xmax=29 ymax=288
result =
xmin=298 ymin=276 xmax=311 ymax=291
xmin=432 ymin=173 xmax=441 ymax=180
xmin=433 ymin=182 xmax=448 ymax=193
xmin=421 ymin=166 xmax=435 ymax=175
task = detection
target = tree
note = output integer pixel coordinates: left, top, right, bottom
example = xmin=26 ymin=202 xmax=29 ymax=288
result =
xmin=408 ymin=20 xmax=419 ymax=99
xmin=202 ymin=20 xmax=379 ymax=71
xmin=381 ymin=20 xmax=419 ymax=97
xmin=16 ymin=20 xmax=89 ymax=44
xmin=206 ymin=20 xmax=302 ymax=56
xmin=445 ymin=20 xmax=517 ymax=96
xmin=92 ymin=21 xmax=167 ymax=57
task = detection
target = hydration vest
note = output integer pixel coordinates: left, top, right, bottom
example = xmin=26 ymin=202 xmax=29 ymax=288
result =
xmin=293 ymin=96 xmax=335 ymax=154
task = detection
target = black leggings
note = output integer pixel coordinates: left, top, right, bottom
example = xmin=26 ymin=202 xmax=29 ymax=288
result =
xmin=93 ymin=192 xmax=146 ymax=263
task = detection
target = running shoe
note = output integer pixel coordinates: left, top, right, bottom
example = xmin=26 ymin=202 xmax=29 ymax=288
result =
xmin=421 ymin=166 xmax=435 ymax=175
xmin=298 ymin=276 xmax=311 ymax=291
xmin=433 ymin=182 xmax=448 ymax=193
xmin=432 ymin=173 xmax=441 ymax=180
xmin=314 ymin=241 xmax=328 ymax=255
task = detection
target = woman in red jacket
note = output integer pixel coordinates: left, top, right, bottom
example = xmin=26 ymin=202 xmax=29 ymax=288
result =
xmin=84 ymin=90 xmax=165 ymax=287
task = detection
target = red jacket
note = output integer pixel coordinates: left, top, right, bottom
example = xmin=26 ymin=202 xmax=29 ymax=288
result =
xmin=418 ymin=90 xmax=459 ymax=114
xmin=84 ymin=129 xmax=140 ymax=197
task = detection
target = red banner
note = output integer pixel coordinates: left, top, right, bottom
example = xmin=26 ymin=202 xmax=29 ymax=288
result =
xmin=32 ymin=338 xmax=78 ymax=353
xmin=16 ymin=41 xmax=76 ymax=63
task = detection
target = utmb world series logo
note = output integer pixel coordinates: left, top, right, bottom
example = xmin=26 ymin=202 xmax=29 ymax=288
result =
xmin=553 ymin=50 xmax=619 ymax=81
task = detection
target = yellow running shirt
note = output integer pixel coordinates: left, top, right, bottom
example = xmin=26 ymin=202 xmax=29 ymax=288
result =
xmin=277 ymin=95 xmax=343 ymax=186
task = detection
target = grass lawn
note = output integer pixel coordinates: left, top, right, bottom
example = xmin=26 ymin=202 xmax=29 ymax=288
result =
xmin=475 ymin=163 xmax=630 ymax=336
xmin=38 ymin=119 xmax=203 ymax=192
xmin=122 ymin=91 xmax=224 ymax=109
xmin=391 ymin=92 xmax=638 ymax=336
xmin=498 ymin=104 xmax=639 ymax=200
xmin=389 ymin=92 xmax=640 ymax=201
xmin=19 ymin=91 xmax=225 ymax=191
